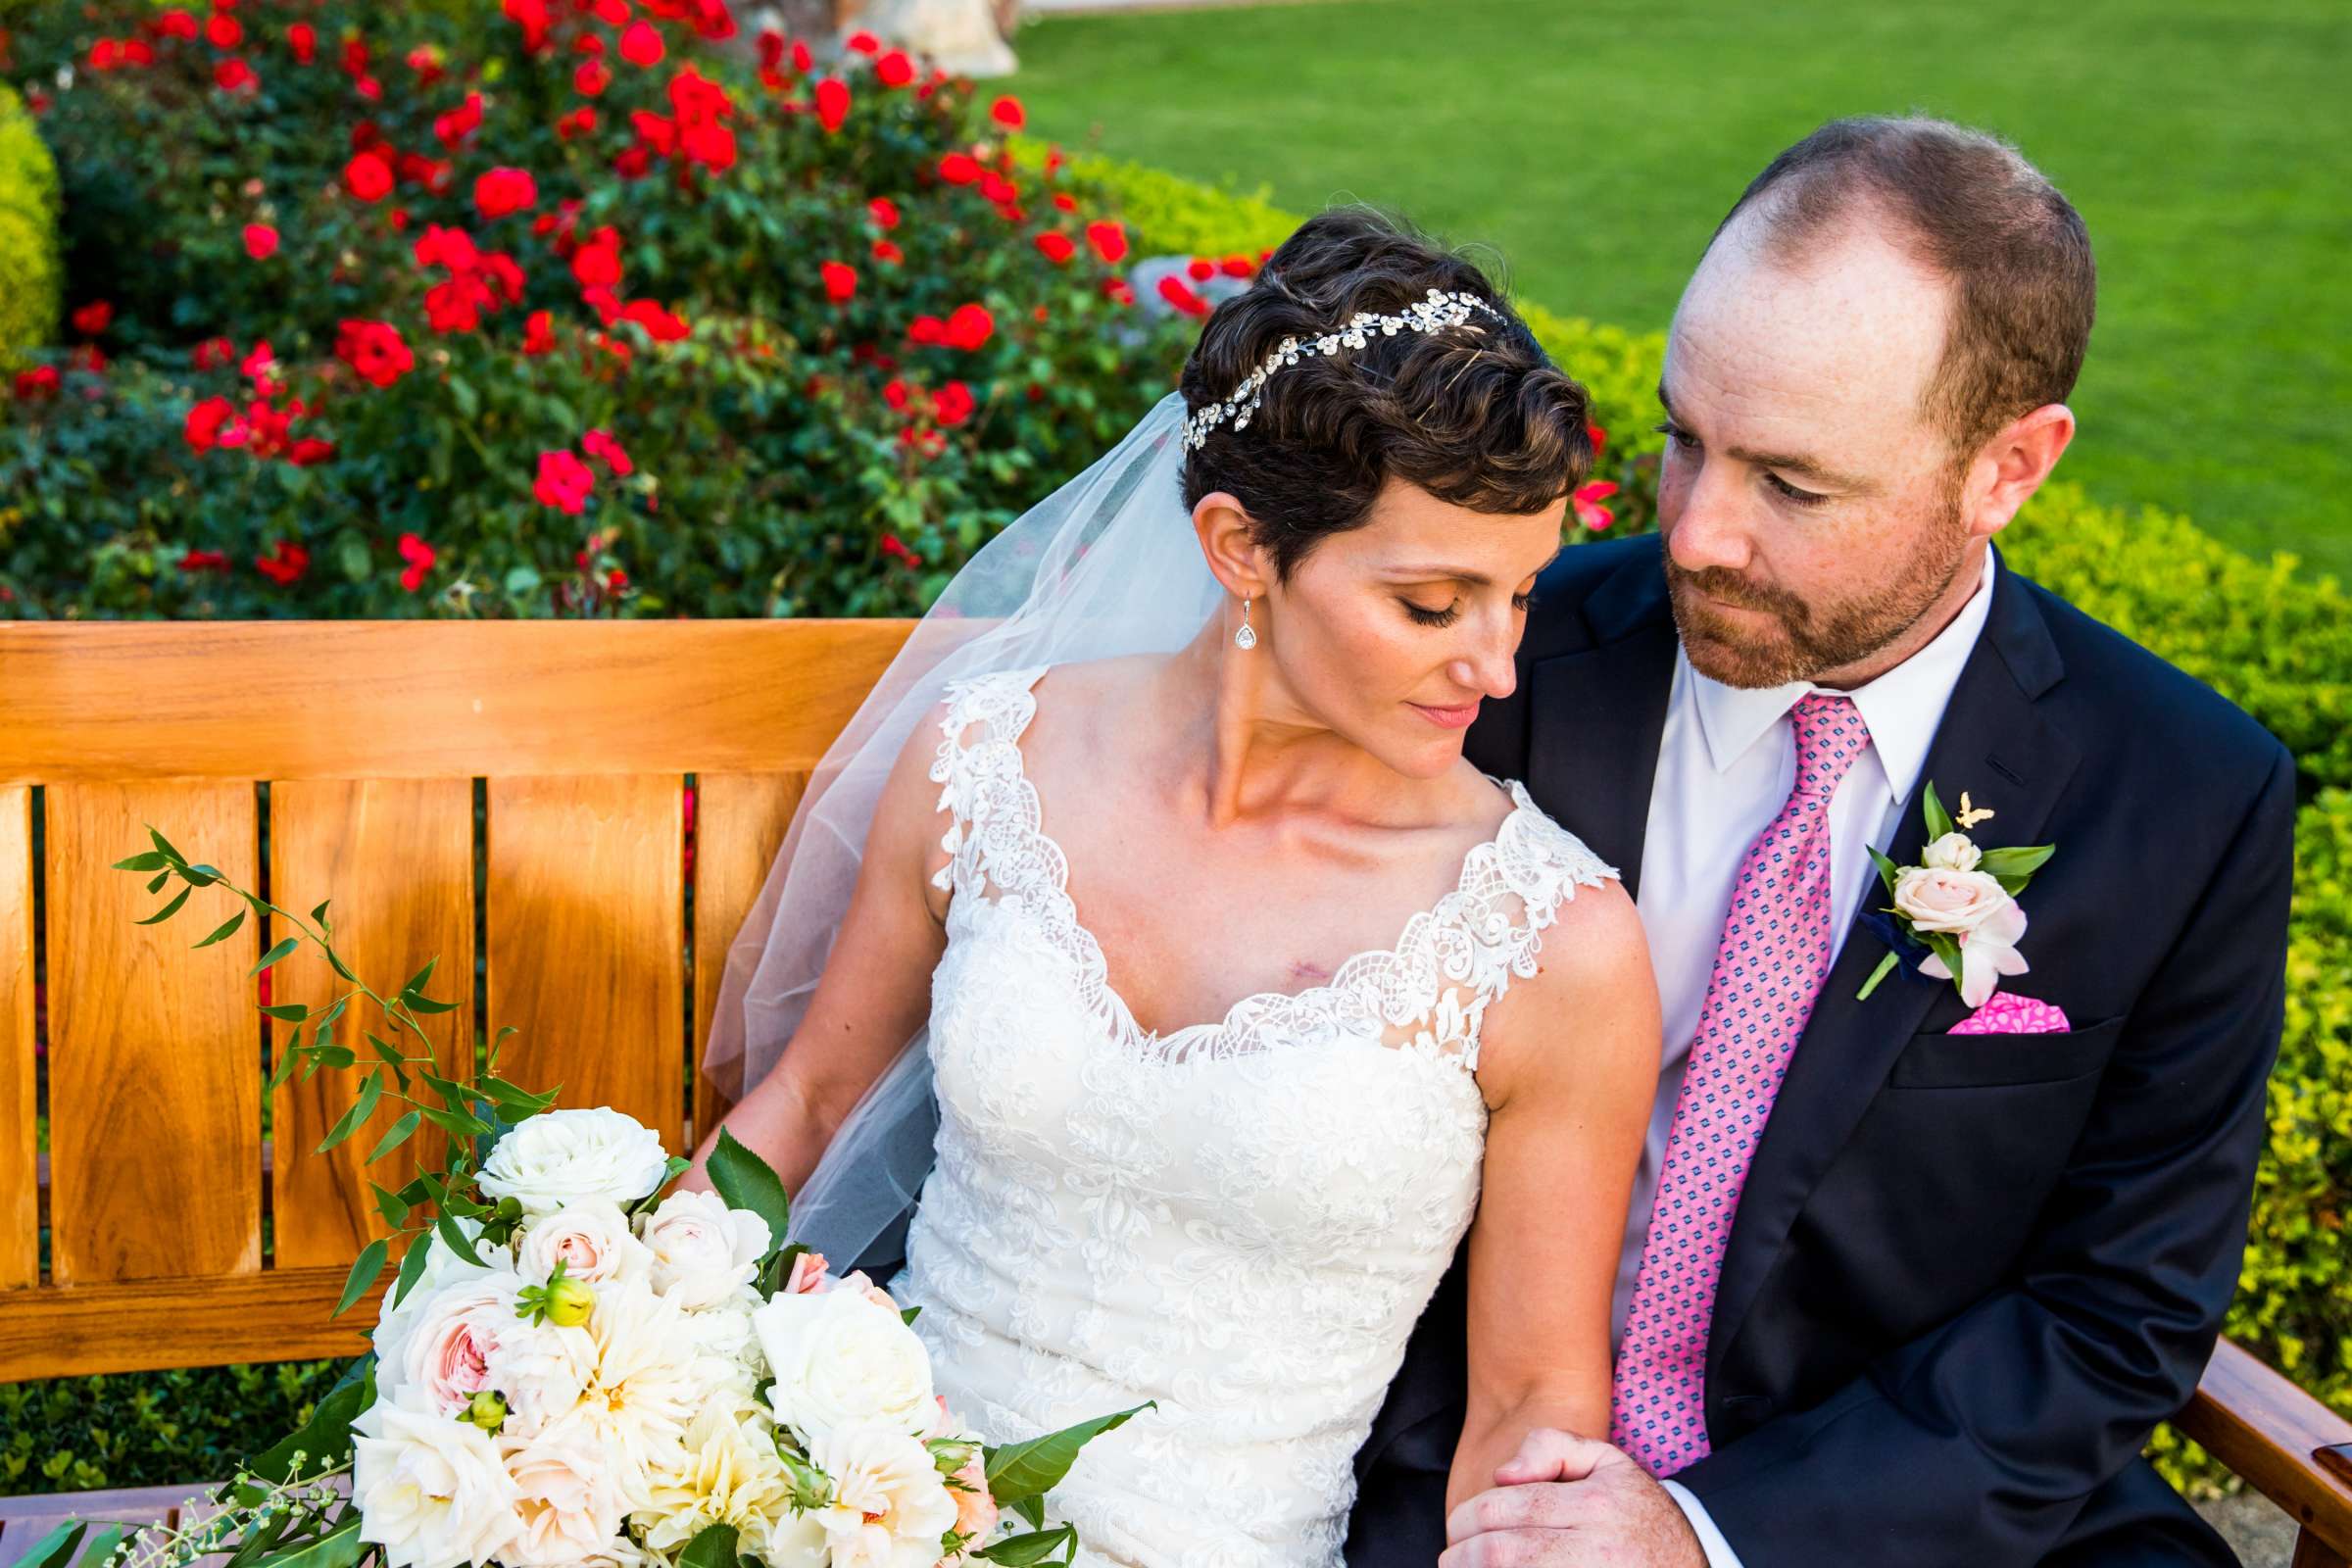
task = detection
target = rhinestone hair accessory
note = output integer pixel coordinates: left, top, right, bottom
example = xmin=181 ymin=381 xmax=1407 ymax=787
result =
xmin=1180 ymin=287 xmax=1509 ymax=454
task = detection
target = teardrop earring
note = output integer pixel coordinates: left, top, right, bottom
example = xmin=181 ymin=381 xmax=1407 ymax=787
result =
xmin=1234 ymin=595 xmax=1258 ymax=651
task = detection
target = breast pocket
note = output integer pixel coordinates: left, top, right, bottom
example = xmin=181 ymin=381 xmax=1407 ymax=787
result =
xmin=1886 ymin=1014 xmax=2124 ymax=1090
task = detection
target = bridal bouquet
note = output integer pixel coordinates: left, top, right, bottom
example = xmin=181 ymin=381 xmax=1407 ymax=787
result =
xmin=16 ymin=829 xmax=1140 ymax=1568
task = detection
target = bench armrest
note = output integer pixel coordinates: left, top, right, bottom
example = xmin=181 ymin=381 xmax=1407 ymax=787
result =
xmin=2176 ymin=1337 xmax=2352 ymax=1562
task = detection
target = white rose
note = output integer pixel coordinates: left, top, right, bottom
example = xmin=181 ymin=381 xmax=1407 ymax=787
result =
xmin=500 ymin=1411 xmax=633 ymax=1567
xmin=638 ymin=1402 xmax=819 ymax=1564
xmin=753 ymin=1287 xmax=935 ymax=1444
xmin=806 ymin=1420 xmax=960 ymax=1568
xmin=679 ymin=1292 xmax=764 ymax=1394
xmin=636 ymin=1189 xmax=771 ymax=1309
xmin=353 ymin=1393 xmax=522 ymax=1568
xmin=517 ymin=1200 xmax=656 ymax=1287
xmin=482 ymin=1305 xmax=597 ymax=1441
xmin=480 ymin=1108 xmax=672 ymax=1217
xmin=1920 ymin=831 xmax=1983 ymax=872
xmin=1891 ymin=865 xmax=2015 ymax=936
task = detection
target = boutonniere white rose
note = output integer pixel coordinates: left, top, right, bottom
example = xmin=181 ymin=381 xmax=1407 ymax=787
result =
xmin=1857 ymin=784 xmax=2055 ymax=1007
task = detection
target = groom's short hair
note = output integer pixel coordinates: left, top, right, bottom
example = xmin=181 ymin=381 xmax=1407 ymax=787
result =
xmin=1719 ymin=117 xmax=2096 ymax=458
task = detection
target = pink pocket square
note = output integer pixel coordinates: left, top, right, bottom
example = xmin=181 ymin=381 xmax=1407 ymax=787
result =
xmin=1947 ymin=992 xmax=2071 ymax=1035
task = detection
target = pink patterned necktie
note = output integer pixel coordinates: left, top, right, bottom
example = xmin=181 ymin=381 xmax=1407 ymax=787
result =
xmin=1610 ymin=692 xmax=1872 ymax=1477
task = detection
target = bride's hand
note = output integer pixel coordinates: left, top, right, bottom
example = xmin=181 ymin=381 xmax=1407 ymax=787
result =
xmin=1492 ymin=1426 xmax=1616 ymax=1486
xmin=1443 ymin=1430 xmax=1704 ymax=1568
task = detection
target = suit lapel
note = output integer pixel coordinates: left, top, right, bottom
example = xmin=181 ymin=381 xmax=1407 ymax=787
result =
xmin=1525 ymin=547 xmax=1678 ymax=897
xmin=1705 ymin=561 xmax=2083 ymax=1387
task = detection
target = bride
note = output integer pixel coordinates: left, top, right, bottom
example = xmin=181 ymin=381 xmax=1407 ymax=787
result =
xmin=690 ymin=208 xmax=1661 ymax=1565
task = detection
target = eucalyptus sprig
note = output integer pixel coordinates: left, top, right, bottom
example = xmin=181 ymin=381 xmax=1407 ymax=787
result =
xmin=115 ymin=823 xmax=562 ymax=1317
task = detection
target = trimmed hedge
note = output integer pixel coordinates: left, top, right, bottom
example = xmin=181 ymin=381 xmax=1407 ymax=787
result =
xmin=0 ymin=80 xmax=61 ymax=360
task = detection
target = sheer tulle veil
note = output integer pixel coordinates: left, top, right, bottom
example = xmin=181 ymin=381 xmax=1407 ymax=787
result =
xmin=699 ymin=391 xmax=1219 ymax=1265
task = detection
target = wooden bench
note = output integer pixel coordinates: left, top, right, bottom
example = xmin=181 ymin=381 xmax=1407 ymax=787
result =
xmin=0 ymin=620 xmax=2345 ymax=1565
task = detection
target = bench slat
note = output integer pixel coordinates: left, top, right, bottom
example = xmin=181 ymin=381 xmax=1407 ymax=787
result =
xmin=45 ymin=783 xmax=261 ymax=1287
xmin=270 ymin=778 xmax=474 ymax=1268
xmin=0 ymin=1267 xmax=380 ymax=1382
xmin=0 ymin=787 xmax=34 ymax=1289
xmin=488 ymin=774 xmax=687 ymax=1151
xmin=2179 ymin=1337 xmax=2352 ymax=1554
xmin=689 ymin=770 xmax=809 ymax=1140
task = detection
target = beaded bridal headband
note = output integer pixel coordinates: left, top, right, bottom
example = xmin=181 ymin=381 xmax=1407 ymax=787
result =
xmin=1179 ymin=287 xmax=1509 ymax=453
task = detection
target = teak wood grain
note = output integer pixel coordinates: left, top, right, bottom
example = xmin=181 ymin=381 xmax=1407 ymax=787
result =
xmin=0 ymin=788 xmax=34 ymax=1289
xmin=689 ymin=770 xmax=809 ymax=1141
xmin=2179 ymin=1337 xmax=2352 ymax=1556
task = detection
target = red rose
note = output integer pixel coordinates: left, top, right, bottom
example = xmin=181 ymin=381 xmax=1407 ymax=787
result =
xmin=158 ymin=11 xmax=199 ymax=40
xmin=13 ymin=366 xmax=61 ymax=401
xmin=242 ymin=223 xmax=279 ymax=260
xmin=937 ymin=152 xmax=981 ymax=185
xmin=205 ymin=13 xmax=241 ymax=48
xmin=558 ymin=107 xmax=598 ymax=139
xmin=343 ymin=150 xmax=394 ymax=203
xmin=413 ymin=223 xmax=479 ymax=273
xmin=882 ymin=378 xmax=910 ymax=411
xmin=1034 ymin=232 xmax=1075 ymax=265
xmin=504 ymin=0 xmax=552 ymax=48
xmin=1588 ymin=421 xmax=1607 ymax=452
xmin=980 ymin=172 xmax=1016 ymax=204
xmin=574 ymin=58 xmax=611 ymax=97
xmin=582 ymin=427 xmax=634 ymax=475
xmin=1187 ymin=257 xmax=1214 ymax=281
xmin=618 ymin=21 xmax=664 ymax=66
xmin=880 ymin=533 xmax=922 ymax=567
xmin=791 ymin=38 xmax=812 ymax=73
xmin=872 ymin=239 xmax=903 ymax=266
xmin=193 ymin=337 xmax=236 ymax=370
xmin=72 ymin=301 xmax=113 ymax=336
xmin=681 ymin=119 xmax=736 ymax=171
xmin=618 ymin=299 xmax=690 ymax=341
xmin=89 ymin=39 xmax=122 ymax=72
xmin=845 ymin=29 xmax=879 ymax=54
xmin=1219 ymin=254 xmax=1254 ymax=279
xmin=1086 ymin=220 xmax=1127 ymax=265
xmin=397 ymin=533 xmax=437 ymax=592
xmin=217 ymin=56 xmax=258 ymax=90
xmin=434 ymin=91 xmax=483 ymax=147
xmin=535 ymin=450 xmax=596 ymax=514
xmin=1157 ymin=275 xmax=1210 ymax=318
xmin=424 ymin=274 xmax=493 ymax=333
xmin=820 ymin=261 xmax=858 ymax=303
xmin=906 ymin=315 xmax=948 ymax=347
xmin=867 ymin=196 xmax=901 ymax=230
xmin=178 ymin=549 xmax=231 ymax=573
xmin=255 ymin=540 xmax=310 ymax=586
xmin=874 ymin=49 xmax=912 ymax=87
xmin=286 ymin=437 xmax=335 ymax=466
xmin=239 ymin=340 xmax=278 ymax=389
xmin=482 ymin=252 xmax=526 ymax=305
xmin=813 ymin=76 xmax=850 ymax=132
xmin=474 ymin=167 xmax=538 ymax=219
xmin=335 ymin=319 xmax=414 ymax=387
xmin=571 ymin=226 xmax=623 ymax=287
xmin=1572 ymin=480 xmax=1620 ymax=532
xmin=1053 ymin=193 xmax=1078 ymax=214
xmin=990 ymin=95 xmax=1025 ymax=129
xmin=522 ymin=310 xmax=557 ymax=356
xmin=945 ymin=303 xmax=994 ymax=352
xmin=287 ymin=21 xmax=315 ymax=62
xmin=931 ymin=380 xmax=975 ymax=427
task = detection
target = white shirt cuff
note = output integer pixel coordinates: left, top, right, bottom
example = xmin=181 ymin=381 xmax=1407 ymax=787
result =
xmin=1661 ymin=1479 xmax=1746 ymax=1568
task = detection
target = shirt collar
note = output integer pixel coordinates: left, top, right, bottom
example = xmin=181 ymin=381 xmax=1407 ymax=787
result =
xmin=1688 ymin=550 xmax=1999 ymax=804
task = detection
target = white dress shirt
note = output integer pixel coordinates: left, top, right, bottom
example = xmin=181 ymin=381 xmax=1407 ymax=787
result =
xmin=1626 ymin=553 xmax=1999 ymax=1563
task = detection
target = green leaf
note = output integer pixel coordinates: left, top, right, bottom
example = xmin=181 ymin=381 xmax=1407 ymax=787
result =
xmin=370 ymin=1180 xmax=411 ymax=1228
xmin=975 ymin=1526 xmax=1077 ymax=1566
xmin=1921 ymin=780 xmax=1955 ymax=841
xmin=247 ymin=1516 xmax=364 ymax=1568
xmin=707 ymin=1127 xmax=790 ymax=1249
xmin=403 ymin=992 xmax=460 ymax=1015
xmin=1977 ymin=843 xmax=2055 ymax=879
xmin=251 ymin=936 xmax=300 ymax=976
xmin=419 ymin=1103 xmax=492 ymax=1141
xmin=12 ymin=1522 xmax=88 ymax=1568
xmin=146 ymin=869 xmax=171 ymax=895
xmin=985 ymin=1402 xmax=1153 ymax=1502
xmin=318 ymin=1071 xmax=384 ymax=1153
xmin=435 ymin=1213 xmax=488 ymax=1267
xmin=478 ymin=1075 xmax=560 ymax=1116
xmin=1866 ymin=844 xmax=1902 ymax=900
xmin=326 ymin=946 xmax=359 ymax=983
xmin=261 ymin=1003 xmax=312 ymax=1022
xmin=267 ymin=1028 xmax=305 ymax=1096
xmin=334 ymin=1237 xmax=389 ymax=1316
xmin=111 ymin=851 xmax=168 ymax=872
xmin=391 ymin=1228 xmax=434 ymax=1307
xmin=146 ymin=824 xmax=186 ymax=863
xmin=368 ymin=1108 xmax=422 ymax=1163
xmin=310 ymin=898 xmax=332 ymax=927
xmin=402 ymin=956 xmax=439 ymax=996
xmin=676 ymin=1523 xmax=739 ymax=1568
xmin=134 ymin=885 xmax=193 ymax=924
xmin=244 ymin=1357 xmax=374 ymax=1484
xmin=192 ymin=908 xmax=247 ymax=948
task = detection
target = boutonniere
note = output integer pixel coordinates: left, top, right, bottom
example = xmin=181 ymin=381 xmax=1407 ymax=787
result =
xmin=1856 ymin=784 xmax=2055 ymax=1006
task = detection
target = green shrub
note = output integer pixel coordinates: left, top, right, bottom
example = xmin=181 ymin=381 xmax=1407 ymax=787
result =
xmin=0 ymin=1359 xmax=343 ymax=1494
xmin=0 ymin=80 xmax=61 ymax=360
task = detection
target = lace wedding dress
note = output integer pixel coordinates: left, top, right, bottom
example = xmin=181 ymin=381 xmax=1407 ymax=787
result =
xmin=892 ymin=668 xmax=1616 ymax=1568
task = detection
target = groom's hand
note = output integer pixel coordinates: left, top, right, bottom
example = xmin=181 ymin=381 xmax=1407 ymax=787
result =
xmin=1440 ymin=1430 xmax=1705 ymax=1568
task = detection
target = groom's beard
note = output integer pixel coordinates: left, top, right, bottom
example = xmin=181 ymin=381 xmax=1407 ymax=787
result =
xmin=1665 ymin=490 xmax=1971 ymax=690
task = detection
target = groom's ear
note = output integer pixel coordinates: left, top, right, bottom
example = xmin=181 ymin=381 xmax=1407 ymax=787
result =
xmin=1964 ymin=403 xmax=2077 ymax=540
xmin=1194 ymin=490 xmax=1273 ymax=597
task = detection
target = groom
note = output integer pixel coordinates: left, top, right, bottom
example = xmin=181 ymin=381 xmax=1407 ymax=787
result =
xmin=1348 ymin=118 xmax=2296 ymax=1566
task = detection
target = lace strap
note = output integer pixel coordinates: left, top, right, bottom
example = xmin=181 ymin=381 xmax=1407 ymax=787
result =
xmin=1405 ymin=782 xmax=1619 ymax=1072
xmin=927 ymin=666 xmax=1053 ymax=898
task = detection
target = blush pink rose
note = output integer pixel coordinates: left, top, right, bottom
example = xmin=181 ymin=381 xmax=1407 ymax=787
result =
xmin=785 ymin=1250 xmax=831 ymax=1295
xmin=1891 ymin=866 xmax=2014 ymax=937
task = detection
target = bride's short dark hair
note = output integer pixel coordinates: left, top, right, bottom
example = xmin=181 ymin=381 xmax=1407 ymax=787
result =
xmin=1178 ymin=207 xmax=1594 ymax=579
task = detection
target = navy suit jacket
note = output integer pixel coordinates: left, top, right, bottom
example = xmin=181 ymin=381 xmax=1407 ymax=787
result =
xmin=1344 ymin=535 xmax=2295 ymax=1567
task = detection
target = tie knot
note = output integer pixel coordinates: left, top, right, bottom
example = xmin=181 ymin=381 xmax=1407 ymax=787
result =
xmin=1789 ymin=693 xmax=1869 ymax=800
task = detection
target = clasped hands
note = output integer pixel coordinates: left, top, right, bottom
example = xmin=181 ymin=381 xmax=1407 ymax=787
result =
xmin=1440 ymin=1430 xmax=1707 ymax=1568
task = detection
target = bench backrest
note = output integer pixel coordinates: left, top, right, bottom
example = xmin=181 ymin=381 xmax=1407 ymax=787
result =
xmin=0 ymin=618 xmax=912 ymax=1381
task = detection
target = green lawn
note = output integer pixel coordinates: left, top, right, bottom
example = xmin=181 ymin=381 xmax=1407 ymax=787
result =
xmin=1010 ymin=0 xmax=2352 ymax=574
